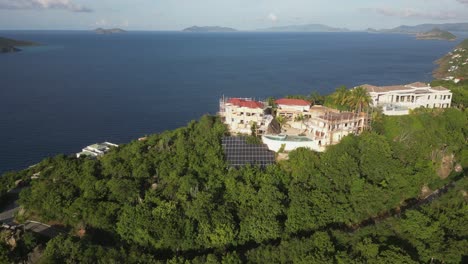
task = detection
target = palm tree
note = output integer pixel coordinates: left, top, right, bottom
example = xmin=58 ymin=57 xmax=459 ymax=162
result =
xmin=308 ymin=91 xmax=324 ymax=105
xmin=348 ymin=86 xmax=372 ymax=113
xmin=331 ymin=86 xmax=350 ymax=109
xmin=276 ymin=115 xmax=288 ymax=129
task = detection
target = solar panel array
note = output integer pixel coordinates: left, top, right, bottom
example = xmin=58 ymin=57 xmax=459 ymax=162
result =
xmin=222 ymin=137 xmax=276 ymax=167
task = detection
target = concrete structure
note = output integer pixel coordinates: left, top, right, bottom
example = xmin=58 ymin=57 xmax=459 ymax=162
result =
xmin=76 ymin=142 xmax=118 ymax=158
xmin=219 ymin=97 xmax=273 ymax=135
xmin=304 ymin=109 xmax=367 ymax=151
xmin=263 ymin=105 xmax=367 ymax=152
xmin=360 ymin=82 xmax=452 ymax=115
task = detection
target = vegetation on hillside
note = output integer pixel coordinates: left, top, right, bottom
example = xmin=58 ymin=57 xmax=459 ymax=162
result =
xmin=434 ymin=38 xmax=468 ymax=79
xmin=0 ymin=104 xmax=466 ymax=262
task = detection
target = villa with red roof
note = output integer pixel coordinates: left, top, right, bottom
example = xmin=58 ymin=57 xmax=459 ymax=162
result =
xmin=275 ymin=98 xmax=311 ymax=120
xmin=219 ymin=97 xmax=273 ymax=135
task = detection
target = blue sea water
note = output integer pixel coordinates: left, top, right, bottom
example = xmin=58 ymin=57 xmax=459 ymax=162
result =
xmin=0 ymin=31 xmax=461 ymax=174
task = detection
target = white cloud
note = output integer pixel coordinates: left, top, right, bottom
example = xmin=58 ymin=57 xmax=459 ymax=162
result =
xmin=121 ymin=19 xmax=129 ymax=28
xmin=0 ymin=0 xmax=92 ymax=12
xmin=457 ymin=0 xmax=468 ymax=4
xmin=95 ymin=19 xmax=108 ymax=27
xmin=268 ymin=12 xmax=278 ymax=22
xmin=362 ymin=7 xmax=459 ymax=20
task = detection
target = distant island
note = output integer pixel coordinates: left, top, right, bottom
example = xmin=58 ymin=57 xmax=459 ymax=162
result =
xmin=379 ymin=22 xmax=468 ymax=34
xmin=94 ymin=28 xmax=127 ymax=34
xmin=416 ymin=28 xmax=456 ymax=41
xmin=0 ymin=37 xmax=37 ymax=53
xmin=182 ymin=26 xmax=237 ymax=32
xmin=365 ymin=28 xmax=379 ymax=33
xmin=257 ymin=24 xmax=350 ymax=32
xmin=181 ymin=22 xmax=468 ymax=34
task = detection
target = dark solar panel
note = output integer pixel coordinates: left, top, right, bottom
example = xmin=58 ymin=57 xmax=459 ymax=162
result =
xmin=222 ymin=137 xmax=276 ymax=167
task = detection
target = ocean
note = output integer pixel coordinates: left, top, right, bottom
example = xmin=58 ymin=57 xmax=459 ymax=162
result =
xmin=0 ymin=31 xmax=461 ymax=174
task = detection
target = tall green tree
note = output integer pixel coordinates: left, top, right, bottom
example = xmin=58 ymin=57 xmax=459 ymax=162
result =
xmin=347 ymin=86 xmax=372 ymax=113
xmin=330 ymin=86 xmax=350 ymax=108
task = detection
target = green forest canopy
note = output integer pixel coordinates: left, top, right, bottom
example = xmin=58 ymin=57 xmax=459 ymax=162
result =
xmin=0 ymin=99 xmax=467 ymax=263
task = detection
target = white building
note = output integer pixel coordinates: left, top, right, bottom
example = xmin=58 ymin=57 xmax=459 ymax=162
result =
xmin=76 ymin=142 xmax=118 ymax=158
xmin=360 ymin=82 xmax=452 ymax=115
xmin=219 ymin=97 xmax=273 ymax=135
xmin=275 ymin=98 xmax=311 ymax=120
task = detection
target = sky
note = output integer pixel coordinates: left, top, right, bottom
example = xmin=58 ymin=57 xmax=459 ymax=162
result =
xmin=0 ymin=0 xmax=467 ymax=30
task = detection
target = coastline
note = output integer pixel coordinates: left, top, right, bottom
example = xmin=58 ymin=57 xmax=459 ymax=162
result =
xmin=433 ymin=38 xmax=468 ymax=79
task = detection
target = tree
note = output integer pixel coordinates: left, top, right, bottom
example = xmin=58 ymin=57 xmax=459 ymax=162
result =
xmin=309 ymin=91 xmax=325 ymax=105
xmin=250 ymin=121 xmax=258 ymax=136
xmin=330 ymin=86 xmax=350 ymax=108
xmin=276 ymin=115 xmax=287 ymax=129
xmin=347 ymin=86 xmax=372 ymax=113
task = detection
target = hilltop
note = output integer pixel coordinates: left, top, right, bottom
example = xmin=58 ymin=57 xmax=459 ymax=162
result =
xmin=182 ymin=26 xmax=237 ymax=32
xmin=257 ymin=23 xmax=350 ymax=32
xmin=94 ymin=28 xmax=127 ymax=34
xmin=416 ymin=28 xmax=457 ymax=41
xmin=1 ymin=108 xmax=466 ymax=263
xmin=0 ymin=37 xmax=37 ymax=53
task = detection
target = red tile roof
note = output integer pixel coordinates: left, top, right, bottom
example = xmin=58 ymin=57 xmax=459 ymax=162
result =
xmin=227 ymin=98 xmax=264 ymax=109
xmin=275 ymin=98 xmax=311 ymax=106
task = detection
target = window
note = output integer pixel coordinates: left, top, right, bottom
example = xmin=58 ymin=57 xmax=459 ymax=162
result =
xmin=428 ymin=95 xmax=430 ymax=100
xmin=434 ymin=95 xmax=437 ymax=99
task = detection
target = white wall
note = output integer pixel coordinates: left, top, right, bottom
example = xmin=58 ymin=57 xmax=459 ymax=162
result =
xmin=262 ymin=136 xmax=323 ymax=152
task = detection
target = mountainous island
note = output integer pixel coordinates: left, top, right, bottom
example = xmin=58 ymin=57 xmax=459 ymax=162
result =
xmin=257 ymin=23 xmax=350 ymax=32
xmin=379 ymin=22 xmax=468 ymax=34
xmin=416 ymin=28 xmax=457 ymax=41
xmin=94 ymin=28 xmax=127 ymax=34
xmin=182 ymin=26 xmax=237 ymax=32
xmin=0 ymin=37 xmax=37 ymax=53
